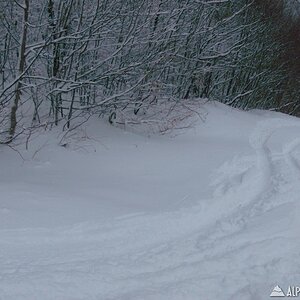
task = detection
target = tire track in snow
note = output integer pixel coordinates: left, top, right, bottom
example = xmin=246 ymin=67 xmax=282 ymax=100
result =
xmin=188 ymin=118 xmax=300 ymax=300
xmin=249 ymin=117 xmax=300 ymax=197
xmin=283 ymin=138 xmax=300 ymax=181
xmin=224 ymin=117 xmax=300 ymax=213
xmin=197 ymin=118 xmax=300 ymax=248
xmin=2 ymin=118 xmax=300 ymax=300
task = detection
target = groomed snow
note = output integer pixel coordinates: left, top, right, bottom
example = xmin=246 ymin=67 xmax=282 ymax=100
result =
xmin=0 ymin=102 xmax=299 ymax=299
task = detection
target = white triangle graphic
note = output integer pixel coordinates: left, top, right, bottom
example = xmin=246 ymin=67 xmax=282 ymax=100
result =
xmin=270 ymin=285 xmax=285 ymax=297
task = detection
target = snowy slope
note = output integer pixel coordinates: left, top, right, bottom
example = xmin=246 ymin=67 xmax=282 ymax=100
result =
xmin=0 ymin=102 xmax=300 ymax=300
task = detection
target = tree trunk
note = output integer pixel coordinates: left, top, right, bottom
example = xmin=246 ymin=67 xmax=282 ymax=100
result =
xmin=9 ymin=0 xmax=29 ymax=138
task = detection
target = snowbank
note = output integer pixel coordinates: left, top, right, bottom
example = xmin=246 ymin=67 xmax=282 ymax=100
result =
xmin=0 ymin=102 xmax=299 ymax=299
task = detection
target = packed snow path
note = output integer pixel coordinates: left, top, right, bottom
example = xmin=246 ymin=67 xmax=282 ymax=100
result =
xmin=1 ymin=107 xmax=300 ymax=300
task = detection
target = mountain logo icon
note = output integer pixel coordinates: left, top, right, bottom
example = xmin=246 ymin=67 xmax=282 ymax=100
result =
xmin=270 ymin=285 xmax=285 ymax=297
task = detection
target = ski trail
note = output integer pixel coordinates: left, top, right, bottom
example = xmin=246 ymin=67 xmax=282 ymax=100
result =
xmin=1 ymin=118 xmax=300 ymax=300
xmin=248 ymin=121 xmax=275 ymax=193
xmin=199 ymin=121 xmax=278 ymax=235
xmin=197 ymin=118 xmax=300 ymax=244
xmin=192 ymin=118 xmax=300 ymax=297
xmin=283 ymin=138 xmax=300 ymax=181
xmin=238 ymin=117 xmax=300 ymax=204
xmin=250 ymin=118 xmax=300 ymax=189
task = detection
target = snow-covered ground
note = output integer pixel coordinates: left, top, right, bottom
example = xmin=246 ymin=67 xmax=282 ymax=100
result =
xmin=1 ymin=102 xmax=300 ymax=299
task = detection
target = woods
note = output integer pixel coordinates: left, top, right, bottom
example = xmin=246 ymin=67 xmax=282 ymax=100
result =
xmin=0 ymin=0 xmax=299 ymax=142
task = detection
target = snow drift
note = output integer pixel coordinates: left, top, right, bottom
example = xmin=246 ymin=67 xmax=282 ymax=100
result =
xmin=0 ymin=102 xmax=299 ymax=299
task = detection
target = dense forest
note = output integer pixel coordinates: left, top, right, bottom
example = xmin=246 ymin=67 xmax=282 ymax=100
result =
xmin=0 ymin=0 xmax=299 ymax=142
xmin=1 ymin=2 xmax=300 ymax=297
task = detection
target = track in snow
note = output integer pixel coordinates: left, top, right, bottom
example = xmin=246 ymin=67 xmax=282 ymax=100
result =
xmin=1 ymin=118 xmax=300 ymax=300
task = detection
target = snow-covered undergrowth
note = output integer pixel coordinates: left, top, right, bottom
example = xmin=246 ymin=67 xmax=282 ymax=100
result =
xmin=1 ymin=102 xmax=299 ymax=300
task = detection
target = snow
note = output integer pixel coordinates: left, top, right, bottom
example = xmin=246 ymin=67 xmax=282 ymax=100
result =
xmin=0 ymin=102 xmax=300 ymax=299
